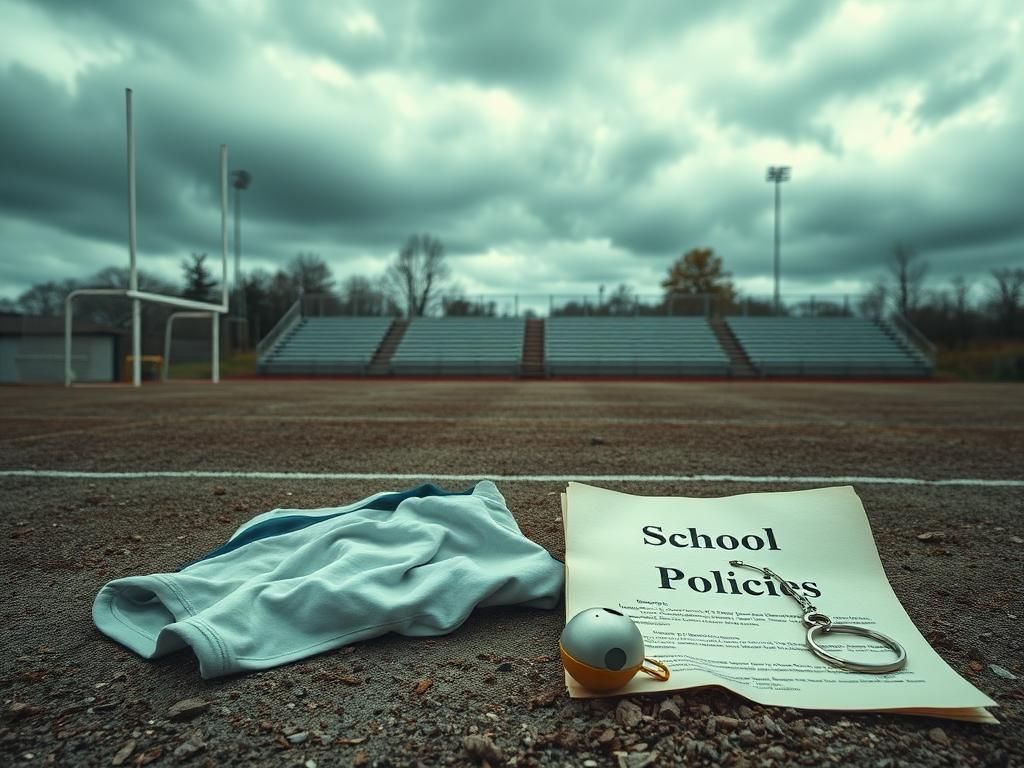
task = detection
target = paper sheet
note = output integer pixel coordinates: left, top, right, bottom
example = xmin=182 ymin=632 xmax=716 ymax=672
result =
xmin=562 ymin=483 xmax=997 ymax=723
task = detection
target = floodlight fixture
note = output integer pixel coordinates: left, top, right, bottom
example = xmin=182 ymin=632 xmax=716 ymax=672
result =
xmin=766 ymin=165 xmax=792 ymax=313
xmin=232 ymin=169 xmax=252 ymax=190
xmin=230 ymin=169 xmax=253 ymax=347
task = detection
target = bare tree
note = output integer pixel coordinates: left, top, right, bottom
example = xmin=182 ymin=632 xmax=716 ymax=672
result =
xmin=339 ymin=275 xmax=397 ymax=316
xmin=15 ymin=279 xmax=80 ymax=316
xmin=949 ymin=276 xmax=973 ymax=346
xmin=989 ymin=267 xmax=1024 ymax=336
xmin=857 ymin=279 xmax=888 ymax=320
xmin=887 ymin=242 xmax=928 ymax=316
xmin=288 ymin=253 xmax=336 ymax=295
xmin=387 ymin=234 xmax=450 ymax=318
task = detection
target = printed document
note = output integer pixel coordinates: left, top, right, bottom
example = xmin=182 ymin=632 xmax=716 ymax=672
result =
xmin=562 ymin=483 xmax=997 ymax=723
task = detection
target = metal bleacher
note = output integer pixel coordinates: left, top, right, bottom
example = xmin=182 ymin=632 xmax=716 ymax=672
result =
xmin=725 ymin=317 xmax=933 ymax=377
xmin=389 ymin=318 xmax=525 ymax=375
xmin=545 ymin=317 xmax=730 ymax=376
xmin=257 ymin=316 xmax=392 ymax=375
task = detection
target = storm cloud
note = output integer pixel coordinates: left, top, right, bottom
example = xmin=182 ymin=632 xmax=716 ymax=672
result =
xmin=1 ymin=0 xmax=1022 ymax=307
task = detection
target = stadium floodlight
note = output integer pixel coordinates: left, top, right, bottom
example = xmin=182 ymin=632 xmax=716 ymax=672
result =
xmin=65 ymin=88 xmax=231 ymax=387
xmin=766 ymin=165 xmax=791 ymax=314
xmin=231 ymin=169 xmax=252 ymax=349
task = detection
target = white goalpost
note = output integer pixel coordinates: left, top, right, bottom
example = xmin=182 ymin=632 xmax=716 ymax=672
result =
xmin=64 ymin=88 xmax=231 ymax=387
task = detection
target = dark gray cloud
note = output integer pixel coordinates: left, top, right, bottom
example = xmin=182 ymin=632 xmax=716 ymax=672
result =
xmin=1 ymin=0 xmax=1022 ymax=307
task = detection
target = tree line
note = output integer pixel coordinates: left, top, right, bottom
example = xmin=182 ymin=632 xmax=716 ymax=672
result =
xmin=2 ymin=236 xmax=1021 ymax=351
xmin=556 ymin=244 xmax=1023 ymax=348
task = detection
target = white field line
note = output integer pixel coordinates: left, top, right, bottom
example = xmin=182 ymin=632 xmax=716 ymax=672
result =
xmin=0 ymin=470 xmax=1021 ymax=487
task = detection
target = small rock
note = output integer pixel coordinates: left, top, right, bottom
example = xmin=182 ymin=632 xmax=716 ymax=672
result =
xmin=173 ymin=731 xmax=206 ymax=761
xmin=305 ymin=761 xmax=317 ymax=768
xmin=737 ymin=704 xmax=755 ymax=719
xmin=590 ymin=436 xmax=608 ymax=446
xmin=111 ymin=739 xmax=136 ymax=766
xmin=212 ymin=487 xmax=226 ymax=496
xmin=618 ymin=752 xmax=659 ymax=768
xmin=414 ymin=678 xmax=433 ymax=695
xmin=1009 ymin=535 xmax=1023 ymax=544
xmin=584 ymin=761 xmax=599 ymax=768
xmin=929 ymin=727 xmax=950 ymax=746
xmin=968 ymin=660 xmax=985 ymax=673
xmin=658 ymin=699 xmax=680 ymax=720
xmin=762 ymin=715 xmax=781 ymax=734
xmin=135 ymin=747 xmax=163 ymax=766
xmin=463 ymin=734 xmax=503 ymax=764
xmin=286 ymin=732 xmax=308 ymax=744
xmin=167 ymin=698 xmax=209 ymax=721
xmin=988 ymin=664 xmax=1017 ymax=680
xmin=916 ymin=532 xmax=945 ymax=542
xmin=715 ymin=715 xmax=740 ymax=731
xmin=3 ymin=701 xmax=42 ymax=721
xmin=737 ymin=729 xmax=757 ymax=747
xmin=596 ymin=728 xmax=616 ymax=745
xmin=496 ymin=661 xmax=514 ymax=672
xmin=615 ymin=699 xmax=643 ymax=728
xmin=766 ymin=745 xmax=785 ymax=760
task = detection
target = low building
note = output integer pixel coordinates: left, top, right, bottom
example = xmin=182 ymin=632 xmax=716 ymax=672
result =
xmin=0 ymin=314 xmax=127 ymax=384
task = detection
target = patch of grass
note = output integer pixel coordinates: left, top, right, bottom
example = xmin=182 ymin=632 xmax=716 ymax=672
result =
xmin=936 ymin=341 xmax=1024 ymax=381
xmin=167 ymin=352 xmax=258 ymax=380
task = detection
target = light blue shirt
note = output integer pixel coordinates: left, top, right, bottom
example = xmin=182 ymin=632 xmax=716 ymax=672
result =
xmin=93 ymin=481 xmax=564 ymax=678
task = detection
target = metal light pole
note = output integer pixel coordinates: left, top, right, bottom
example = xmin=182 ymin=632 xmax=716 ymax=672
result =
xmin=766 ymin=165 xmax=791 ymax=314
xmin=231 ymin=169 xmax=252 ymax=349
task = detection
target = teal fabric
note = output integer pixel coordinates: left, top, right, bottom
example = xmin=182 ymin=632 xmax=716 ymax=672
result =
xmin=92 ymin=481 xmax=564 ymax=678
xmin=178 ymin=483 xmax=474 ymax=568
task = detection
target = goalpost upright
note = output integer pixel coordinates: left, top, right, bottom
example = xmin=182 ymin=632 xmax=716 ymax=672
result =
xmin=64 ymin=88 xmax=231 ymax=387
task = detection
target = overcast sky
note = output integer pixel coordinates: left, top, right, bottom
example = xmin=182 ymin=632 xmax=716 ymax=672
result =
xmin=2 ymin=0 xmax=1022 ymax=309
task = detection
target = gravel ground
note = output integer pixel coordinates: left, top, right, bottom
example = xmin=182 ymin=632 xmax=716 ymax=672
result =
xmin=1 ymin=380 xmax=1021 ymax=767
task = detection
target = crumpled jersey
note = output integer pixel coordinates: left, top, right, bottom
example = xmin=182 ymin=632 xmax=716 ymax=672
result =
xmin=93 ymin=481 xmax=564 ymax=678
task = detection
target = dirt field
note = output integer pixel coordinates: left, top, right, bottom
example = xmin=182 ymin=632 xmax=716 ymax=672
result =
xmin=1 ymin=380 xmax=1021 ymax=767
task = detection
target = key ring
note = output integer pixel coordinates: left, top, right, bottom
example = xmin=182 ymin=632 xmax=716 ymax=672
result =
xmin=730 ymin=560 xmax=907 ymax=674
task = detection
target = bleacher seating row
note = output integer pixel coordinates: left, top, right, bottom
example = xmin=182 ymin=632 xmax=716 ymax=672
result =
xmin=545 ymin=317 xmax=729 ymax=376
xmin=391 ymin=318 xmax=524 ymax=376
xmin=257 ymin=316 xmax=934 ymax=377
xmin=726 ymin=317 xmax=932 ymax=376
xmin=259 ymin=317 xmax=391 ymax=375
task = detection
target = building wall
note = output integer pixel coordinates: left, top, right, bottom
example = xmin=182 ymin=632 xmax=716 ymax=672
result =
xmin=0 ymin=335 xmax=115 ymax=383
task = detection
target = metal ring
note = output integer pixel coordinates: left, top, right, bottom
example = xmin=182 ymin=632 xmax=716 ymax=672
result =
xmin=639 ymin=657 xmax=671 ymax=682
xmin=806 ymin=623 xmax=907 ymax=674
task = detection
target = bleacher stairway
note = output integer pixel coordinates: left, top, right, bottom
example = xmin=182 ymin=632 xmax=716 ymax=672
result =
xmin=521 ymin=319 xmax=545 ymax=378
xmin=366 ymin=320 xmax=408 ymax=376
xmin=708 ymin=318 xmax=757 ymax=378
